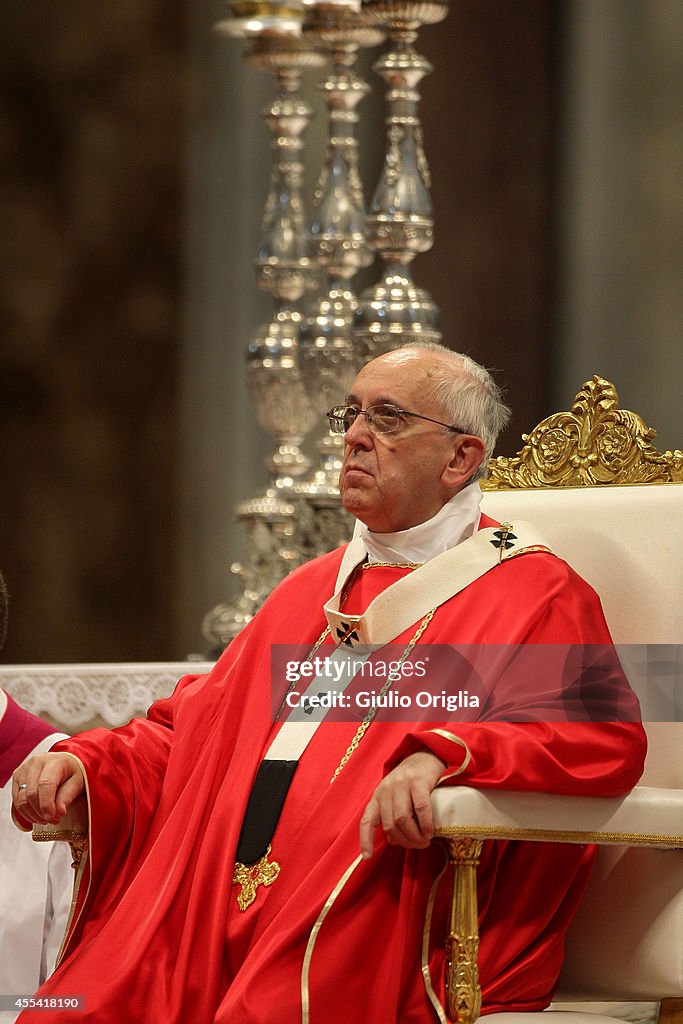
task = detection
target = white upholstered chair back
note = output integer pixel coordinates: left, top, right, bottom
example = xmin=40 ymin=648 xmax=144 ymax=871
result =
xmin=480 ymin=377 xmax=683 ymax=1013
xmin=480 ymin=481 xmax=683 ymax=767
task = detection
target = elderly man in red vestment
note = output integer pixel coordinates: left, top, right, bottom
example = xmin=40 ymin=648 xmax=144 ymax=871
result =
xmin=12 ymin=343 xmax=645 ymax=1024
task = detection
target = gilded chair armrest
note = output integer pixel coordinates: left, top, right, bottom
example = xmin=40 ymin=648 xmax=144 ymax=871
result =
xmin=432 ymin=785 xmax=683 ymax=848
xmin=31 ymin=796 xmax=88 ymax=844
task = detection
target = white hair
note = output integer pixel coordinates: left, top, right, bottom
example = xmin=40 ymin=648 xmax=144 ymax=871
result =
xmin=395 ymin=341 xmax=511 ymax=481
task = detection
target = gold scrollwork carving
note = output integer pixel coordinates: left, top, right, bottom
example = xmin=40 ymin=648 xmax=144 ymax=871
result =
xmin=483 ymin=376 xmax=683 ymax=490
xmin=445 ymin=837 xmax=483 ymax=1024
xmin=448 ymin=935 xmax=481 ymax=1023
xmin=69 ymin=835 xmax=88 ymax=870
xmin=32 ymin=827 xmax=88 ymax=871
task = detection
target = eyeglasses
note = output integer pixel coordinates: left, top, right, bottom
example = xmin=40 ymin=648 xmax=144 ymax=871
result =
xmin=326 ymin=403 xmax=466 ymax=436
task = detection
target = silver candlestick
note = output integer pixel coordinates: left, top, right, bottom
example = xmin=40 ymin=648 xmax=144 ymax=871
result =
xmin=355 ymin=0 xmax=448 ymax=360
xmin=294 ymin=5 xmax=384 ymax=556
xmin=205 ymin=19 xmax=326 ymax=649
xmin=243 ymin=34 xmax=326 ymax=493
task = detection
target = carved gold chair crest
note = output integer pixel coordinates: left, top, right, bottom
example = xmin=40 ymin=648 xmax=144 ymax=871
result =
xmin=486 ymin=376 xmax=682 ymax=489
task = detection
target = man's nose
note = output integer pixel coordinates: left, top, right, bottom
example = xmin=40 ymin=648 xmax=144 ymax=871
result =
xmin=344 ymin=411 xmax=373 ymax=448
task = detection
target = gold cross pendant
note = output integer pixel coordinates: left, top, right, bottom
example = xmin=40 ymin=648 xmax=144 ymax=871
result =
xmin=232 ymin=845 xmax=281 ymax=911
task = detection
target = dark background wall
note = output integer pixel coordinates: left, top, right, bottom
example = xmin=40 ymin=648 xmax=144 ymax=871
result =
xmin=0 ymin=1 xmax=187 ymax=661
xmin=418 ymin=0 xmax=559 ymax=447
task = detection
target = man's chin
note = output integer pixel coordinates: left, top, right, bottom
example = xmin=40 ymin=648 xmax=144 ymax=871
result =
xmin=341 ymin=489 xmax=372 ymax=520
xmin=342 ymin=501 xmax=387 ymax=536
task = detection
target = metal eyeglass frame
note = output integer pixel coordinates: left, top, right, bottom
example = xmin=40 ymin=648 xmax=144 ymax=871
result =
xmin=326 ymin=403 xmax=467 ymax=435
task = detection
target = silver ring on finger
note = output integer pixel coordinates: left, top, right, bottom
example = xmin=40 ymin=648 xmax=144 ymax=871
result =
xmin=18 ymin=784 xmax=28 ymax=791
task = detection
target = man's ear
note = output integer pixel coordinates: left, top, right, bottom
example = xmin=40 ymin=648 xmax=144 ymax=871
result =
xmin=441 ymin=435 xmax=487 ymax=489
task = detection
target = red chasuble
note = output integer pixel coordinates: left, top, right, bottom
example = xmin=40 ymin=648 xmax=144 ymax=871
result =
xmin=19 ymin=525 xmax=645 ymax=1024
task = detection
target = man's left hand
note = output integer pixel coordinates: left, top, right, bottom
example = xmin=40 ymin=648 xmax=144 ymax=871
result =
xmin=360 ymin=751 xmax=446 ymax=859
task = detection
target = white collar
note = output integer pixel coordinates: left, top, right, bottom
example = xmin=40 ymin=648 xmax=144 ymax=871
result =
xmin=359 ymin=484 xmax=483 ymax=565
xmin=0 ymin=689 xmax=7 ymax=722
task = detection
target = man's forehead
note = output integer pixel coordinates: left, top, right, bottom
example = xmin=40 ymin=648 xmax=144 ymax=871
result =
xmin=348 ymin=351 xmax=437 ymax=401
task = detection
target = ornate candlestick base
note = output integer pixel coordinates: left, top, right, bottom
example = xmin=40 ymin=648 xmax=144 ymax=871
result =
xmin=202 ymin=490 xmax=300 ymax=651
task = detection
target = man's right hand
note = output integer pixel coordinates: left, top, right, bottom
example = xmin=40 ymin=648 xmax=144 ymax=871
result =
xmin=12 ymin=753 xmax=85 ymax=825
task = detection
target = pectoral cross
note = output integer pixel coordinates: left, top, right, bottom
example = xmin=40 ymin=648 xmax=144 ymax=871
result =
xmin=232 ymin=845 xmax=281 ymax=911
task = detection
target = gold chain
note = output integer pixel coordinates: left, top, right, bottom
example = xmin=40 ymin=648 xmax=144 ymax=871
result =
xmin=273 ymin=624 xmax=331 ymax=721
xmin=330 ymin=607 xmax=436 ymax=783
xmin=359 ymin=560 xmax=423 ymax=570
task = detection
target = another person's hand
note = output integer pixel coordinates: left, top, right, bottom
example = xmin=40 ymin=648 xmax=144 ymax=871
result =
xmin=12 ymin=753 xmax=85 ymax=825
xmin=360 ymin=750 xmax=446 ymax=859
